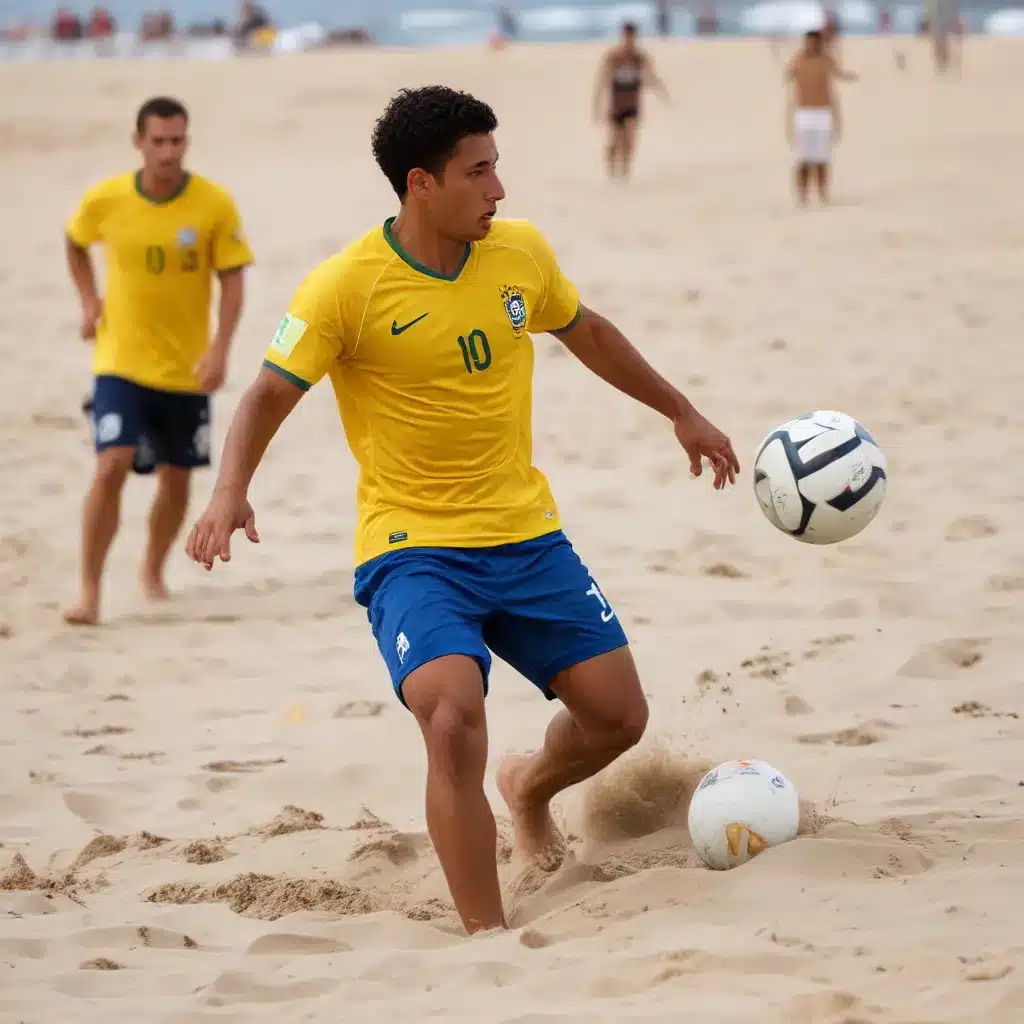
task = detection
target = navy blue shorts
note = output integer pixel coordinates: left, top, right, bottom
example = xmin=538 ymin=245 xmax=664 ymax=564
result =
xmin=84 ymin=375 xmax=211 ymax=475
xmin=353 ymin=530 xmax=629 ymax=706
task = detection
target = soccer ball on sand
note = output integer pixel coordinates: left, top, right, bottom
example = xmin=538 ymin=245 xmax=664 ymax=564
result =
xmin=688 ymin=759 xmax=800 ymax=870
xmin=753 ymin=410 xmax=887 ymax=544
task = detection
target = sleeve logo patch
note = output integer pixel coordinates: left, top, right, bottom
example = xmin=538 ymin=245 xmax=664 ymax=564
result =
xmin=270 ymin=313 xmax=308 ymax=358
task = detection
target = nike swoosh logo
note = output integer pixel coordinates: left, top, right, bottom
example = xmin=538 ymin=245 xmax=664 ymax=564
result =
xmin=391 ymin=313 xmax=429 ymax=336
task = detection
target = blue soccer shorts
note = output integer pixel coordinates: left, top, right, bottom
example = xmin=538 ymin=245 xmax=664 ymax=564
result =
xmin=352 ymin=530 xmax=629 ymax=706
xmin=85 ymin=374 xmax=211 ymax=475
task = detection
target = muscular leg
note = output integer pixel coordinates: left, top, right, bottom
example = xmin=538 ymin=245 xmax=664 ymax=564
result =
xmin=141 ymin=464 xmax=190 ymax=600
xmin=497 ymin=645 xmax=648 ymax=864
xmin=402 ymin=655 xmax=505 ymax=935
xmin=64 ymin=446 xmax=135 ymax=625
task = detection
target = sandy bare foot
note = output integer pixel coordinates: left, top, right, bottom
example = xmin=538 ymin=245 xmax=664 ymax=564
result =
xmin=140 ymin=574 xmax=170 ymax=602
xmin=496 ymin=754 xmax=567 ymax=872
xmin=62 ymin=598 xmax=99 ymax=626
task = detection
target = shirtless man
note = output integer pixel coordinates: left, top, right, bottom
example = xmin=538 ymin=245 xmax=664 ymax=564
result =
xmin=593 ymin=22 xmax=669 ymax=180
xmin=785 ymin=29 xmax=857 ymax=205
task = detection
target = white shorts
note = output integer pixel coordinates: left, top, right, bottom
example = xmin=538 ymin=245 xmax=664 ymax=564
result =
xmin=793 ymin=108 xmax=833 ymax=165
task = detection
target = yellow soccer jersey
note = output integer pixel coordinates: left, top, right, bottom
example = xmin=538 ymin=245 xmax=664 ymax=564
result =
xmin=263 ymin=217 xmax=582 ymax=565
xmin=66 ymin=171 xmax=253 ymax=393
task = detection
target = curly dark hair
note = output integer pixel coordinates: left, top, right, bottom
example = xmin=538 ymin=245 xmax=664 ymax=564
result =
xmin=136 ymin=96 xmax=188 ymax=135
xmin=371 ymin=86 xmax=498 ymax=199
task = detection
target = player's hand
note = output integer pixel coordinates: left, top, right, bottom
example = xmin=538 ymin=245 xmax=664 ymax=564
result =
xmin=185 ymin=488 xmax=259 ymax=571
xmin=673 ymin=406 xmax=740 ymax=490
xmin=81 ymin=296 xmax=103 ymax=341
xmin=195 ymin=345 xmax=228 ymax=393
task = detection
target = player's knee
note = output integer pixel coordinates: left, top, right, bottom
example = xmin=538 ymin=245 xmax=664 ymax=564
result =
xmin=613 ymin=692 xmax=649 ymax=751
xmin=584 ymin=688 xmax=648 ymax=753
xmin=156 ymin=465 xmax=190 ymax=500
xmin=420 ymin=697 xmax=486 ymax=780
xmin=94 ymin=450 xmax=133 ymax=490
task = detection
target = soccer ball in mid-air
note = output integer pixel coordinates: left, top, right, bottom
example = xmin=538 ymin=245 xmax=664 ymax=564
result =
xmin=687 ymin=759 xmax=801 ymax=871
xmin=753 ymin=409 xmax=887 ymax=545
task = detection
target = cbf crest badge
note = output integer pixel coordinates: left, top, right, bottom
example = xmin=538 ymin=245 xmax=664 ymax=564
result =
xmin=500 ymin=285 xmax=527 ymax=338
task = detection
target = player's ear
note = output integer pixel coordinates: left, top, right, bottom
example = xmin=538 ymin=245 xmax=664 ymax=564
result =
xmin=408 ymin=168 xmax=431 ymax=198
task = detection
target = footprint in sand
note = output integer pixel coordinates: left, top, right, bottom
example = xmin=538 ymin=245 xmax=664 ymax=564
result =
xmin=204 ymin=971 xmax=339 ymax=1006
xmin=701 ymin=562 xmax=748 ymax=579
xmin=80 ymin=958 xmax=123 ymax=970
xmin=347 ymin=830 xmax=430 ymax=869
xmin=246 ymin=933 xmax=351 ymax=955
xmin=797 ymin=723 xmax=888 ymax=746
xmin=986 ymin=574 xmax=1024 ymax=593
xmin=65 ymin=725 xmax=131 ymax=739
xmin=946 ymin=515 xmax=998 ymax=541
xmin=333 ymin=700 xmax=387 ymax=719
xmin=741 ymin=648 xmax=793 ymax=680
xmin=783 ymin=695 xmax=814 ymax=716
xmin=802 ymin=633 xmax=856 ymax=660
xmin=202 ymin=758 xmax=286 ymax=774
xmin=952 ymin=701 xmax=1018 ymax=721
xmin=897 ymin=637 xmax=987 ymax=679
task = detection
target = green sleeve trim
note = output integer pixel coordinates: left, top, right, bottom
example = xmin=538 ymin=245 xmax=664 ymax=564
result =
xmin=262 ymin=359 xmax=311 ymax=391
xmin=549 ymin=303 xmax=581 ymax=336
xmin=217 ymin=262 xmax=251 ymax=275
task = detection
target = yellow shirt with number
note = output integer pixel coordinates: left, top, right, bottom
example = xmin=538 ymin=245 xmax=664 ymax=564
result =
xmin=66 ymin=171 xmax=254 ymax=393
xmin=262 ymin=218 xmax=582 ymax=566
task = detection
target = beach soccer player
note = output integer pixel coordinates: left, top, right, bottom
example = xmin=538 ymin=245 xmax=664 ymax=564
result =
xmin=593 ymin=21 xmax=670 ymax=179
xmin=184 ymin=86 xmax=738 ymax=935
xmin=64 ymin=96 xmax=252 ymax=625
xmin=785 ymin=30 xmax=858 ymax=205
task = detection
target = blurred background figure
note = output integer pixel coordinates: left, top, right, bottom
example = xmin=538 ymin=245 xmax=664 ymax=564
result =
xmin=139 ymin=10 xmax=175 ymax=42
xmin=696 ymin=4 xmax=719 ymax=35
xmin=235 ymin=1 xmax=276 ymax=52
xmin=87 ymin=6 xmax=115 ymax=38
xmin=593 ymin=21 xmax=670 ymax=181
xmin=51 ymin=7 xmax=84 ymax=41
xmin=655 ymin=0 xmax=670 ymax=37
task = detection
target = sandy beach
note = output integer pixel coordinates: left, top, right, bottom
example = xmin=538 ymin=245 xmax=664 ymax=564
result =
xmin=1 ymin=35 xmax=1023 ymax=1023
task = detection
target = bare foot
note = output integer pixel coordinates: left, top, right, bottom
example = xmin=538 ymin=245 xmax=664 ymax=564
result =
xmin=496 ymin=754 xmax=566 ymax=872
xmin=63 ymin=597 xmax=99 ymax=626
xmin=140 ymin=574 xmax=170 ymax=602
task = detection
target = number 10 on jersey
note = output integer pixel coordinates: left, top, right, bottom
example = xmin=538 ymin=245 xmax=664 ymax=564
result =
xmin=457 ymin=329 xmax=491 ymax=374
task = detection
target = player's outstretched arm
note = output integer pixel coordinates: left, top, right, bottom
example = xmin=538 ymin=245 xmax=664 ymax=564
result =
xmin=552 ymin=305 xmax=739 ymax=489
xmin=184 ymin=366 xmax=304 ymax=570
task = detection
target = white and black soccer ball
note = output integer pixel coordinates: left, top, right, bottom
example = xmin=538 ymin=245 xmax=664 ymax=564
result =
xmin=753 ymin=410 xmax=887 ymax=544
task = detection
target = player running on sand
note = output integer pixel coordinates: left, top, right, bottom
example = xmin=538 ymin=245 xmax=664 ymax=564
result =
xmin=64 ymin=96 xmax=252 ymax=625
xmin=184 ymin=86 xmax=738 ymax=935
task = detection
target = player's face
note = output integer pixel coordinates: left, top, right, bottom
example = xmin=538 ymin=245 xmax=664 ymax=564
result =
xmin=134 ymin=115 xmax=188 ymax=180
xmin=433 ymin=133 xmax=505 ymax=242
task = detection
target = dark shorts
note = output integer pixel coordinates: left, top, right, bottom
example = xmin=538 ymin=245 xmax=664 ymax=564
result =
xmin=353 ymin=530 xmax=629 ymax=707
xmin=611 ymin=107 xmax=639 ymax=126
xmin=84 ymin=374 xmax=211 ymax=475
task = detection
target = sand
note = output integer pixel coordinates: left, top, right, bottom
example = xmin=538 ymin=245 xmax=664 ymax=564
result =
xmin=1 ymin=35 xmax=1023 ymax=1024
